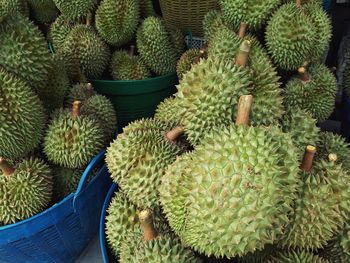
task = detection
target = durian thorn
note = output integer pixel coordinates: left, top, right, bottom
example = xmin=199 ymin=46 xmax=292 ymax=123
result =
xmin=139 ymin=209 xmax=158 ymax=241
xmin=72 ymin=101 xmax=82 ymax=118
xmin=166 ymin=126 xmax=185 ymax=142
xmin=296 ymin=0 xmax=301 ymax=7
xmin=129 ymin=45 xmax=136 ymax=56
xmin=298 ymin=67 xmax=310 ymax=82
xmin=0 ymin=157 xmax=15 ymax=176
xmin=236 ymin=95 xmax=253 ymax=126
xmin=328 ymin=153 xmax=338 ymax=162
xmin=238 ymin=22 xmax=248 ymax=38
xmin=300 ymin=145 xmax=316 ymax=172
xmin=86 ymin=83 xmax=94 ymax=98
xmin=235 ymin=40 xmax=251 ymax=67
xmin=86 ymin=12 xmax=92 ymax=26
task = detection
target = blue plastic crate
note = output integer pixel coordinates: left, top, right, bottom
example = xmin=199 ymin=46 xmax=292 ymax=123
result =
xmin=0 ymin=151 xmax=113 ymax=263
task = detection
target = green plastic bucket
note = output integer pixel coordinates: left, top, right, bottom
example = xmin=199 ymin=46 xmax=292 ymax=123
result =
xmin=91 ymin=73 xmax=178 ymax=131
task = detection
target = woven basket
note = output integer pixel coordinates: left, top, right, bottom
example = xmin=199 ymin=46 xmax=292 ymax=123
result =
xmin=159 ymin=0 xmax=218 ymax=36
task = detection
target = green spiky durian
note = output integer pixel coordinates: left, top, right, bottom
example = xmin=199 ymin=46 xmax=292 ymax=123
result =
xmin=0 ymin=0 xmax=28 ymax=22
xmin=139 ymin=0 xmax=156 ymax=18
xmin=53 ymin=166 xmax=84 ymax=200
xmin=0 ymin=13 xmax=51 ymax=90
xmin=203 ymin=10 xmax=236 ymax=42
xmin=0 ymin=157 xmax=53 ymax=225
xmin=236 ymin=245 xmax=280 ymax=263
xmin=137 ymin=17 xmax=177 ymax=75
xmin=0 ymin=68 xmax=46 ymax=160
xmin=265 ymin=3 xmax=317 ymax=70
xmin=281 ymin=154 xmax=350 ymax=251
xmin=160 ymin=124 xmax=300 ymax=258
xmin=176 ymin=49 xmax=205 ymax=80
xmin=44 ymin=101 xmax=104 ymax=169
xmin=27 ymin=0 xmax=58 ymax=23
xmin=281 ymin=109 xmax=320 ymax=157
xmin=95 ymin=0 xmax=139 ymax=47
xmin=106 ymin=118 xmax=182 ymax=209
xmin=66 ymin=83 xmax=96 ymax=106
xmin=52 ymin=0 xmax=97 ymax=20
xmin=284 ymin=63 xmax=337 ymax=121
xmin=48 ymin=15 xmax=79 ymax=51
xmin=340 ymin=224 xmax=350 ymax=255
xmin=166 ymin=26 xmax=186 ymax=59
xmin=219 ymin=0 xmax=280 ymax=31
xmin=81 ymin=94 xmax=117 ymax=144
xmin=268 ymin=250 xmax=329 ymax=263
xmin=110 ymin=50 xmax=151 ymax=80
xmin=61 ymin=25 xmax=111 ymax=80
xmin=155 ymin=96 xmax=184 ymax=126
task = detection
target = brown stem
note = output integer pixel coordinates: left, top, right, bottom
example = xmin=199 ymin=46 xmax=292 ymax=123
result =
xmin=166 ymin=126 xmax=185 ymax=142
xmin=86 ymin=12 xmax=92 ymax=26
xmin=296 ymin=0 xmax=301 ymax=7
xmin=71 ymin=101 xmax=82 ymax=118
xmin=235 ymin=40 xmax=251 ymax=67
xmin=236 ymin=95 xmax=253 ymax=126
xmin=139 ymin=209 xmax=158 ymax=241
xmin=86 ymin=83 xmax=94 ymax=98
xmin=300 ymin=145 xmax=316 ymax=172
xmin=0 ymin=158 xmax=15 ymax=176
xmin=129 ymin=45 xmax=135 ymax=56
xmin=298 ymin=67 xmax=310 ymax=82
xmin=238 ymin=23 xmax=248 ymax=38
xmin=328 ymin=153 xmax=337 ymax=162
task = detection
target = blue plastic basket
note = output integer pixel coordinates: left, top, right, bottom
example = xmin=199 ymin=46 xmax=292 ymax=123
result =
xmin=0 ymin=151 xmax=113 ymax=263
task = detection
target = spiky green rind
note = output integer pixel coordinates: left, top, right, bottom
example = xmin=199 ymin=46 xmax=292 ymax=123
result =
xmin=81 ymin=94 xmax=117 ymax=144
xmin=203 ymin=10 xmax=236 ymax=42
xmin=282 ymin=109 xmax=320 ymax=157
xmin=48 ymin=15 xmax=78 ymax=51
xmin=52 ymin=0 xmax=97 ymax=20
xmin=285 ymin=64 xmax=337 ymax=121
xmin=268 ymin=250 xmax=329 ymax=262
xmin=0 ymin=0 xmax=28 ymax=22
xmin=318 ymin=132 xmax=350 ymax=171
xmin=341 ymin=224 xmax=350 ymax=255
xmin=0 ymin=13 xmax=51 ymax=90
xmin=27 ymin=0 xmax=58 ymax=22
xmin=95 ymin=0 xmax=139 ymax=47
xmin=160 ymin=125 xmax=299 ymax=258
xmin=281 ymin=161 xmax=350 ymax=250
xmin=220 ymin=0 xmax=280 ymax=31
xmin=0 ymin=68 xmax=46 ymax=159
xmin=320 ymin=238 xmax=350 ymax=263
xmin=44 ymin=112 xmax=104 ymax=169
xmin=266 ymin=3 xmax=317 ymax=70
xmin=120 ymin=233 xmax=201 ymax=263
xmin=176 ymin=49 xmax=202 ymax=80
xmin=176 ymin=57 xmax=250 ymax=146
xmin=110 ymin=50 xmax=151 ymax=80
xmin=65 ymin=83 xmax=96 ymax=106
xmin=167 ymin=27 xmax=186 ymax=59
xmin=208 ymin=29 xmax=284 ymax=126
xmin=236 ymin=245 xmax=280 ymax=263
xmin=155 ymin=96 xmax=184 ymax=126
xmin=0 ymin=158 xmax=53 ymax=225
xmin=137 ymin=17 xmax=177 ymax=75
xmin=139 ymin=0 xmax=156 ymax=18
xmin=53 ymin=166 xmax=83 ymax=200
xmin=61 ymin=25 xmax=111 ymax=80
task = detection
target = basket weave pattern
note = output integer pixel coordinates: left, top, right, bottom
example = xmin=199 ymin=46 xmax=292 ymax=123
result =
xmin=159 ymin=0 xmax=218 ymax=36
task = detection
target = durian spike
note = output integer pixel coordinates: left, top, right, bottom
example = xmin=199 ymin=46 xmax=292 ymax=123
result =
xmin=238 ymin=22 xmax=248 ymax=38
xmin=139 ymin=209 xmax=158 ymax=241
xmin=0 ymin=157 xmax=15 ymax=176
xmin=328 ymin=153 xmax=338 ymax=162
xmin=235 ymin=40 xmax=251 ymax=67
xmin=236 ymin=95 xmax=253 ymax=126
xmin=71 ymin=101 xmax=82 ymax=118
xmin=166 ymin=126 xmax=185 ymax=142
xmin=298 ymin=67 xmax=310 ymax=82
xmin=86 ymin=83 xmax=94 ymax=98
xmin=300 ymin=145 xmax=316 ymax=172
xmin=86 ymin=12 xmax=93 ymax=26
xmin=296 ymin=0 xmax=301 ymax=7
xmin=129 ymin=45 xmax=136 ymax=56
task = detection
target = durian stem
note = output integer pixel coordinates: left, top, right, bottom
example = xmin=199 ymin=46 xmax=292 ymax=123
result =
xmin=86 ymin=12 xmax=92 ymax=26
xmin=166 ymin=126 xmax=185 ymax=142
xmin=298 ymin=67 xmax=310 ymax=82
xmin=235 ymin=95 xmax=253 ymax=126
xmin=238 ymin=23 xmax=248 ymax=38
xmin=300 ymin=145 xmax=316 ymax=172
xmin=328 ymin=153 xmax=337 ymax=162
xmin=129 ymin=45 xmax=135 ymax=56
xmin=72 ymin=101 xmax=82 ymax=118
xmin=139 ymin=209 xmax=158 ymax=241
xmin=86 ymin=83 xmax=94 ymax=98
xmin=296 ymin=0 xmax=301 ymax=7
xmin=235 ymin=40 xmax=251 ymax=67
xmin=0 ymin=158 xmax=15 ymax=176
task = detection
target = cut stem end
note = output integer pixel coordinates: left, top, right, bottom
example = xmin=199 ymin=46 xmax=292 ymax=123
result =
xmin=300 ymin=145 xmax=316 ymax=172
xmin=235 ymin=40 xmax=252 ymax=67
xmin=0 ymin=157 xmax=15 ymax=176
xmin=236 ymin=95 xmax=253 ymax=126
xmin=72 ymin=101 xmax=82 ymax=118
xmin=166 ymin=126 xmax=185 ymax=142
xmin=139 ymin=209 xmax=158 ymax=241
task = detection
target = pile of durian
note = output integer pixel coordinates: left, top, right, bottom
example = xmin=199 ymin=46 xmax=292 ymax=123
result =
xmin=0 ymin=2 xmax=117 ymax=226
xmin=104 ymin=0 xmax=350 ymax=262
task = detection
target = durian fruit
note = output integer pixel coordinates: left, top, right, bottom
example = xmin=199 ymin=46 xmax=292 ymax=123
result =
xmin=95 ymin=0 xmax=140 ymax=47
xmin=53 ymin=166 xmax=84 ymax=200
xmin=265 ymin=2 xmax=317 ymax=70
xmin=236 ymin=245 xmax=280 ymax=263
xmin=0 ymin=13 xmax=51 ymax=90
xmin=48 ymin=15 xmax=79 ymax=51
xmin=166 ymin=26 xmax=186 ymax=59
xmin=136 ymin=16 xmax=177 ymax=75
xmin=106 ymin=118 xmax=183 ymax=209
xmin=0 ymin=157 xmax=53 ymax=225
xmin=268 ymin=250 xmax=329 ymax=263
xmin=160 ymin=96 xmax=300 ymax=258
xmin=176 ymin=48 xmax=207 ymax=80
xmin=44 ymin=101 xmax=104 ymax=169
xmin=27 ymin=0 xmax=58 ymax=23
xmin=110 ymin=48 xmax=151 ymax=80
xmin=202 ymin=10 xmax=236 ymax=42
xmin=119 ymin=209 xmax=201 ymax=263
xmin=66 ymin=83 xmax=96 ymax=106
xmin=280 ymin=149 xmax=350 ymax=251
xmin=61 ymin=24 xmax=111 ymax=80
xmin=219 ymin=0 xmax=280 ymax=31
xmin=0 ymin=0 xmax=28 ymax=22
xmin=139 ymin=0 xmax=156 ymax=18
xmin=0 ymin=68 xmax=46 ymax=160
xmin=284 ymin=64 xmax=337 ymax=121
xmin=52 ymin=0 xmax=97 ymax=20
xmin=154 ymin=96 xmax=184 ymax=127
